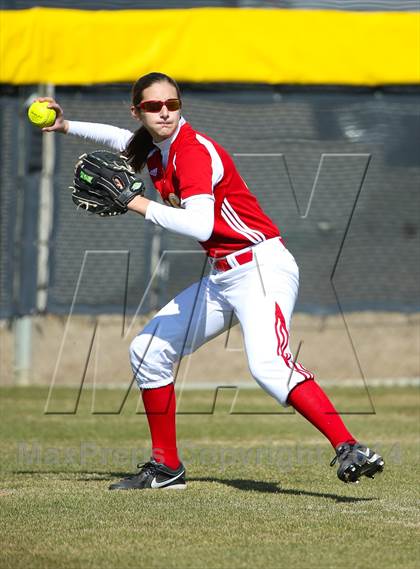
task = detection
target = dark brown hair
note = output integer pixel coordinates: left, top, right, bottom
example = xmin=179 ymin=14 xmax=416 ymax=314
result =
xmin=124 ymin=72 xmax=182 ymax=172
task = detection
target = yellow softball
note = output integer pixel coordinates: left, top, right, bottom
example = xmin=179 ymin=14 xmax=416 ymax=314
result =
xmin=27 ymin=101 xmax=56 ymax=128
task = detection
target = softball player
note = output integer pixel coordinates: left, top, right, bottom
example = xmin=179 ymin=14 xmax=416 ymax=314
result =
xmin=41 ymin=72 xmax=384 ymax=489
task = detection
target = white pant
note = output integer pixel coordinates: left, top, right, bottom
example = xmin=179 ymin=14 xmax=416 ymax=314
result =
xmin=130 ymin=237 xmax=313 ymax=406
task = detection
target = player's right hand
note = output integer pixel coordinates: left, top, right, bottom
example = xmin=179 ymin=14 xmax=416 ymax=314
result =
xmin=35 ymin=96 xmax=69 ymax=133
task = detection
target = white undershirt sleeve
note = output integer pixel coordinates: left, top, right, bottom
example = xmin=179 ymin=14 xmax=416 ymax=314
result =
xmin=145 ymin=195 xmax=214 ymax=242
xmin=67 ymin=121 xmax=134 ymax=152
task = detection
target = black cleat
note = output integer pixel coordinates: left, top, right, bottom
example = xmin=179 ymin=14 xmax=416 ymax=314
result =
xmin=109 ymin=460 xmax=186 ymax=490
xmin=330 ymin=442 xmax=385 ymax=484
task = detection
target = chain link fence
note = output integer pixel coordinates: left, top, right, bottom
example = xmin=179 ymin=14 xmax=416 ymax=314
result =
xmin=0 ymin=85 xmax=419 ymax=318
xmin=3 ymin=1 xmax=419 ymax=11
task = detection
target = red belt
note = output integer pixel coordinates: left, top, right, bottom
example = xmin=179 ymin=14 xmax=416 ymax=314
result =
xmin=211 ymin=237 xmax=285 ymax=272
xmin=212 ymin=249 xmax=254 ymax=272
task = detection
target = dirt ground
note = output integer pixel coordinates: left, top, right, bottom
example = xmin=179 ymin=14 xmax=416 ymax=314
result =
xmin=1 ymin=311 xmax=419 ymax=387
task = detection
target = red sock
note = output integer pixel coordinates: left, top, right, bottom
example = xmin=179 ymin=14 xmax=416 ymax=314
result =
xmin=141 ymin=383 xmax=180 ymax=470
xmin=287 ymin=379 xmax=356 ymax=449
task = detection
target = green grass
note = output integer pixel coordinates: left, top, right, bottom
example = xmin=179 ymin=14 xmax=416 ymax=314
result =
xmin=0 ymin=386 xmax=419 ymax=569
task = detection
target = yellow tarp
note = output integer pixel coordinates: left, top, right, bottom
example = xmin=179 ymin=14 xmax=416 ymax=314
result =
xmin=1 ymin=7 xmax=419 ymax=85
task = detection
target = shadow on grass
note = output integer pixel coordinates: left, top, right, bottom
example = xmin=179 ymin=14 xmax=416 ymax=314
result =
xmin=14 ymin=470 xmax=128 ymax=480
xmin=14 ymin=470 xmax=376 ymax=503
xmin=190 ymin=477 xmax=377 ymax=503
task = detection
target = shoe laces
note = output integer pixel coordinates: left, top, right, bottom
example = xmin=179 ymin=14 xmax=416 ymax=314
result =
xmin=330 ymin=443 xmax=353 ymax=467
xmin=120 ymin=460 xmax=158 ymax=480
xmin=135 ymin=460 xmax=159 ymax=476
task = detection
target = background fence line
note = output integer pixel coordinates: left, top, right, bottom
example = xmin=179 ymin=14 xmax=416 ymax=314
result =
xmin=1 ymin=85 xmax=419 ymax=320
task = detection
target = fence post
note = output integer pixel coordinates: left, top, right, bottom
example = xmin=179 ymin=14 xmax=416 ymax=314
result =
xmin=14 ymin=83 xmax=55 ymax=384
xmin=36 ymin=83 xmax=55 ymax=312
xmin=14 ymin=87 xmax=32 ymax=385
xmin=14 ymin=316 xmax=32 ymax=386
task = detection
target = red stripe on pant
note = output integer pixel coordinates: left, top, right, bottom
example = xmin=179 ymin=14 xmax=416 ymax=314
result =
xmin=273 ymin=302 xmax=356 ymax=448
xmin=274 ymin=302 xmax=313 ymax=380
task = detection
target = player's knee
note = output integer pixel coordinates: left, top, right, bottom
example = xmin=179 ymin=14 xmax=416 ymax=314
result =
xmin=247 ymin=358 xmax=293 ymax=405
xmin=129 ymin=333 xmax=174 ymax=389
xmin=129 ymin=333 xmax=158 ymax=374
xmin=249 ymin=355 xmax=314 ymax=406
xmin=129 ymin=334 xmax=143 ymax=364
xmin=247 ymin=359 xmax=270 ymax=383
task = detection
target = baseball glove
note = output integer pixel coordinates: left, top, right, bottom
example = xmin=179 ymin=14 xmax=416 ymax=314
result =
xmin=71 ymin=150 xmax=146 ymax=216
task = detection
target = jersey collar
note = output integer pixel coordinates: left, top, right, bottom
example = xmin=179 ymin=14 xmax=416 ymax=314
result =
xmin=153 ymin=116 xmax=186 ymax=155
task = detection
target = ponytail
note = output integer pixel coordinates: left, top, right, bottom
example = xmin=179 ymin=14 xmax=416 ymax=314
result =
xmin=124 ymin=126 xmax=154 ymax=173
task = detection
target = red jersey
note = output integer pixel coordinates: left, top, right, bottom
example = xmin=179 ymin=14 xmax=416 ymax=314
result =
xmin=146 ymin=121 xmax=280 ymax=258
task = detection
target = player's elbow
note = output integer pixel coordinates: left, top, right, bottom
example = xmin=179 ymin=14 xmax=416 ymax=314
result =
xmin=182 ymin=196 xmax=214 ymax=241
xmin=192 ymin=218 xmax=213 ymax=242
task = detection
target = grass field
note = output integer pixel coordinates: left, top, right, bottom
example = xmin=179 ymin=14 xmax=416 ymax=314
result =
xmin=0 ymin=385 xmax=419 ymax=569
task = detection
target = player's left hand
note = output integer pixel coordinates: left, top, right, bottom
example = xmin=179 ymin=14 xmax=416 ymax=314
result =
xmin=70 ymin=150 xmax=146 ymax=217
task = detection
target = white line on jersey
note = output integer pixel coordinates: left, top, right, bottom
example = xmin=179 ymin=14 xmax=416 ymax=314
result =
xmin=222 ymin=198 xmax=266 ymax=243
